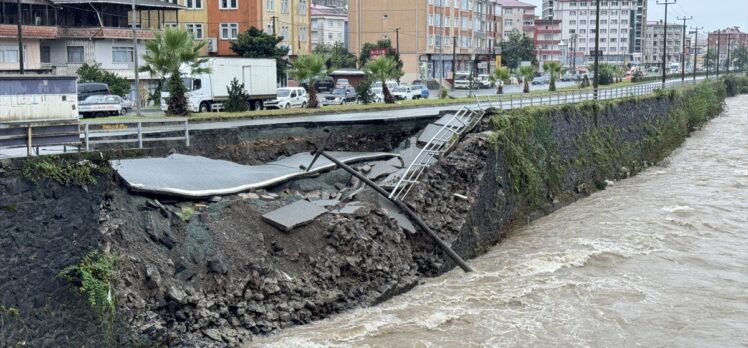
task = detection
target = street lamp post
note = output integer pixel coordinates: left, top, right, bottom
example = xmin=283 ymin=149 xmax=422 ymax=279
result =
xmin=657 ymin=0 xmax=677 ymax=86
xmin=677 ymin=16 xmax=692 ymax=82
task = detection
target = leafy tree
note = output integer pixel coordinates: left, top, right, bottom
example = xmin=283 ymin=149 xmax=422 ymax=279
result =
xmin=140 ymin=27 xmax=209 ymax=116
xmin=288 ymin=54 xmax=329 ymax=108
xmin=355 ymin=75 xmax=375 ymax=104
xmin=542 ymin=61 xmax=564 ymax=91
xmin=499 ymin=30 xmax=537 ymax=70
xmin=596 ymin=63 xmax=617 ymax=85
xmin=359 ymin=39 xmax=403 ymax=70
xmin=490 ymin=67 xmax=511 ymax=94
xmin=313 ymin=42 xmax=357 ymax=70
xmin=231 ymin=27 xmax=290 ymax=82
xmin=76 ymin=63 xmax=131 ymax=97
xmin=223 ymin=78 xmax=249 ymax=112
xmin=518 ymin=66 xmax=535 ymax=93
xmin=732 ymin=45 xmax=748 ymax=72
xmin=365 ymin=56 xmax=403 ymax=103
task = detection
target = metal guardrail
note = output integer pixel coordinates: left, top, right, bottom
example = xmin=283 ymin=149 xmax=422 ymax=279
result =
xmin=81 ymin=118 xmax=190 ymax=151
xmin=0 ymin=119 xmax=80 ymax=156
xmin=476 ymin=78 xmax=705 ymax=110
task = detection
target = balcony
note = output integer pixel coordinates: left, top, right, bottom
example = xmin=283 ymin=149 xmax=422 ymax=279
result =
xmin=0 ymin=24 xmax=59 ymax=39
xmin=59 ymin=27 xmax=155 ymax=40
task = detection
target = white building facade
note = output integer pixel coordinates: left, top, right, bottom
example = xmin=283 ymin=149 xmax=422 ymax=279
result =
xmin=549 ymin=0 xmax=645 ymax=65
xmin=643 ymin=21 xmax=685 ymax=70
xmin=311 ymin=4 xmax=347 ymax=49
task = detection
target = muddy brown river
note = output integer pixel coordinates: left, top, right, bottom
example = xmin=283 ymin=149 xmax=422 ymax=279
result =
xmin=252 ymin=95 xmax=748 ymax=347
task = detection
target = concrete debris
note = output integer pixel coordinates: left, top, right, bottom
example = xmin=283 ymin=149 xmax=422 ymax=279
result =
xmin=418 ymin=124 xmax=453 ymax=145
xmin=386 ymin=157 xmax=404 ymax=168
xmin=454 ymin=193 xmax=469 ymax=201
xmin=238 ymin=192 xmax=260 ymax=200
xmin=379 ymin=169 xmax=407 ymax=189
xmin=366 ymin=161 xmax=401 ymax=180
xmin=309 ymin=199 xmax=340 ymax=208
xmin=335 ymin=202 xmax=369 ymax=216
xmin=262 ymin=200 xmax=328 ymax=232
xmin=260 ymin=195 xmax=276 ymax=200
xmin=378 ymin=196 xmax=416 ymax=234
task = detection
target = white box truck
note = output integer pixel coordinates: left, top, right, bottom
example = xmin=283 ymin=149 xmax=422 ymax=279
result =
xmin=161 ymin=57 xmax=277 ymax=113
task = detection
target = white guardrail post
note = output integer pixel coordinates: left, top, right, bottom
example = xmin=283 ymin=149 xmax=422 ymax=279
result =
xmin=184 ymin=119 xmax=190 ymax=147
xmin=137 ymin=121 xmax=143 ymax=149
xmin=84 ymin=123 xmax=90 ymax=151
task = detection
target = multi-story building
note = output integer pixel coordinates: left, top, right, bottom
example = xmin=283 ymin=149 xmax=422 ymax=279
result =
xmin=551 ymin=0 xmax=641 ymax=65
xmin=643 ymin=21 xmax=684 ymax=70
xmin=311 ymin=4 xmax=347 ymax=49
xmin=632 ymin=0 xmax=647 ymax=62
xmin=0 ymin=0 xmax=181 ymax=102
xmin=689 ymin=31 xmax=708 ymax=71
xmin=348 ymin=0 xmax=498 ymax=83
xmin=496 ymin=0 xmax=536 ymax=39
xmin=206 ymin=0 xmax=261 ymax=56
xmin=535 ymin=19 xmax=563 ymax=65
xmin=173 ymin=0 xmax=209 ymax=54
xmin=261 ymin=0 xmax=312 ymax=56
xmin=708 ymin=27 xmax=748 ymax=70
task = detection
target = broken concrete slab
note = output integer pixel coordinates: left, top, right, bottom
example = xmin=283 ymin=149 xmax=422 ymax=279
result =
xmin=112 ymin=152 xmax=396 ymax=198
xmin=386 ymin=157 xmax=404 ymax=168
xmin=378 ymin=196 xmax=416 ymax=234
xmin=366 ymin=161 xmax=401 ymax=180
xmin=434 ymin=113 xmax=471 ymax=128
xmin=262 ymin=200 xmax=328 ymax=232
xmin=418 ymin=124 xmax=455 ymax=145
xmin=335 ymin=202 xmax=367 ymax=216
xmin=379 ymin=168 xmax=407 ymax=189
xmin=308 ymin=199 xmax=340 ymax=208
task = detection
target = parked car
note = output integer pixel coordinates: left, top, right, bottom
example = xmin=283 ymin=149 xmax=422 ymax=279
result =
xmin=453 ymin=73 xmax=473 ymax=89
xmin=411 ymin=84 xmax=430 ymax=99
xmin=264 ymin=87 xmax=308 ymax=109
xmin=335 ymin=78 xmax=350 ymax=88
xmin=531 ymin=76 xmax=550 ymax=85
xmin=373 ymin=80 xmax=399 ymax=91
xmin=477 ymin=74 xmax=493 ymax=88
xmin=560 ymin=73 xmax=573 ymax=81
xmin=392 ymin=85 xmax=417 ymax=100
xmin=113 ymin=95 xmax=133 ymax=114
xmin=369 ymin=87 xmax=384 ymax=103
xmin=301 ymin=77 xmax=334 ymax=93
xmin=78 ymin=95 xmax=124 ymax=118
xmin=321 ymin=87 xmax=358 ymax=106
xmin=77 ymin=82 xmax=110 ymax=101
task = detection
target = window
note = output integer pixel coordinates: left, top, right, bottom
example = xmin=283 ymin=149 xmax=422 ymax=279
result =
xmin=220 ymin=23 xmax=239 ymax=39
xmin=281 ymin=0 xmax=289 ymax=13
xmin=112 ymin=46 xmax=134 ymax=63
xmin=186 ymin=0 xmax=202 ymax=9
xmin=220 ymin=0 xmax=237 ymax=9
xmin=40 ymin=46 xmax=50 ymax=64
xmin=281 ymin=26 xmax=289 ymax=40
xmin=266 ymin=0 xmax=274 ymax=11
xmin=164 ymin=23 xmax=178 ymax=29
xmin=504 ymin=19 xmax=512 ymax=26
xmin=0 ymin=47 xmax=18 ymax=63
xmin=570 ymin=20 xmax=576 ymax=25
xmin=186 ymin=23 xmax=204 ymax=39
xmin=299 ymin=0 xmax=306 ymax=16
xmin=67 ymin=46 xmax=84 ymax=63
xmin=299 ymin=26 xmax=307 ymax=42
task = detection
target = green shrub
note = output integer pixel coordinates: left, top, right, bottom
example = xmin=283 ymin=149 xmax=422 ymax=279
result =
xmin=22 ymin=156 xmax=110 ymax=186
xmin=59 ymin=251 xmax=117 ymax=319
xmin=440 ymin=87 xmax=449 ymax=99
xmin=355 ymin=75 xmax=375 ymax=104
xmin=77 ymin=63 xmax=131 ymax=97
xmin=223 ymin=78 xmax=249 ymax=112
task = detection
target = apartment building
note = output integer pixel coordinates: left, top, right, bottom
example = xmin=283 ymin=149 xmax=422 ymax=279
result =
xmin=642 ymin=21 xmax=684 ymax=69
xmin=551 ymin=0 xmax=641 ymax=65
xmin=311 ymin=4 xmax=347 ymax=49
xmin=262 ymin=0 xmax=311 ymax=55
xmin=205 ymin=0 xmax=261 ymax=56
xmin=496 ymin=0 xmax=536 ymax=39
xmin=348 ymin=0 xmax=498 ymax=83
xmin=535 ymin=19 xmax=563 ymax=64
xmin=708 ymin=27 xmax=748 ymax=70
xmin=0 ymin=0 xmax=182 ymax=102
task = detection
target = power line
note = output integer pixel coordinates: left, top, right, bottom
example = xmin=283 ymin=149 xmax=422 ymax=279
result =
xmin=677 ymin=16 xmax=692 ymax=81
xmin=656 ymin=0 xmax=677 ymax=85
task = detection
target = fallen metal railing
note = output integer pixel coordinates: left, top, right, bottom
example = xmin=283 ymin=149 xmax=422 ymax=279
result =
xmin=80 ymin=118 xmax=190 ymax=151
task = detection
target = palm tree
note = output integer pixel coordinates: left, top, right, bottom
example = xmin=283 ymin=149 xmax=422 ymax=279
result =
xmin=518 ymin=66 xmax=536 ymax=93
xmin=140 ymin=27 xmax=209 ymax=115
xmin=542 ymin=61 xmax=564 ymax=92
xmin=365 ymin=56 xmax=403 ymax=103
xmin=490 ymin=67 xmax=511 ymax=94
xmin=289 ymin=54 xmax=329 ymax=108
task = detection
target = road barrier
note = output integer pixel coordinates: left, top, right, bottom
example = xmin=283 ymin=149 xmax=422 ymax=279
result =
xmin=81 ymin=118 xmax=190 ymax=151
xmin=0 ymin=119 xmax=80 ymax=156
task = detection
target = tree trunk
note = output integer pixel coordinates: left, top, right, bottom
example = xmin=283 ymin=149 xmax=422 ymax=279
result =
xmin=523 ymin=80 xmax=529 ymax=93
xmin=306 ymin=85 xmax=318 ymax=108
xmin=383 ymin=83 xmax=396 ymax=104
xmin=549 ymin=76 xmax=556 ymax=92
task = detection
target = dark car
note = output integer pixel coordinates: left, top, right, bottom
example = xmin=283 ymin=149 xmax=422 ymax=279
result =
xmin=77 ymin=82 xmax=110 ymax=101
xmin=321 ymin=87 xmax=358 ymax=106
xmin=412 ymin=84 xmax=430 ymax=99
xmin=301 ymin=77 xmax=335 ymax=93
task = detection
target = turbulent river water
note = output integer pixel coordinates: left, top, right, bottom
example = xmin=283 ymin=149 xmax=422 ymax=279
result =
xmin=252 ymin=96 xmax=748 ymax=348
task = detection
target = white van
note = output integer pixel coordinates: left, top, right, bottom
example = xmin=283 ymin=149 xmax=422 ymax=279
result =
xmin=265 ymin=87 xmax=308 ymax=109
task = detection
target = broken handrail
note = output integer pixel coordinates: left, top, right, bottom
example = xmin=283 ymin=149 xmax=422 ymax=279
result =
xmin=302 ymin=130 xmax=474 ymax=273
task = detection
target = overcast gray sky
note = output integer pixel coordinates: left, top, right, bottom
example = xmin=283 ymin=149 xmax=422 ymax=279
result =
xmin=522 ymin=0 xmax=748 ymax=32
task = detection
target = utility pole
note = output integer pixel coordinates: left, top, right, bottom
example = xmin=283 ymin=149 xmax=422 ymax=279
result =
xmin=16 ymin=0 xmax=24 ymax=74
xmin=691 ymin=27 xmax=703 ymax=82
xmin=132 ymin=0 xmax=141 ymax=116
xmin=677 ymin=16 xmax=691 ymax=82
xmin=657 ymin=0 xmax=676 ymax=86
xmin=593 ymin=0 xmax=600 ymax=99
xmin=271 ymin=16 xmax=277 ymax=36
xmin=571 ymin=33 xmax=577 ymax=74
xmin=452 ymin=36 xmax=457 ymax=91
xmin=726 ymin=33 xmax=732 ymax=73
xmin=716 ymin=29 xmax=721 ymax=76
xmin=394 ymin=27 xmax=400 ymax=55
xmin=705 ymin=35 xmax=710 ymax=79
